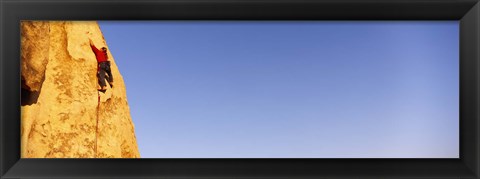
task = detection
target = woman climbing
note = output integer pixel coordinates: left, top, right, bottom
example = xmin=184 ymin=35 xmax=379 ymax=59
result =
xmin=89 ymin=39 xmax=113 ymax=92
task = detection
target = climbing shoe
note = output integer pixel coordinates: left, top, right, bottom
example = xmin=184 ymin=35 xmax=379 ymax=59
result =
xmin=98 ymin=86 xmax=107 ymax=91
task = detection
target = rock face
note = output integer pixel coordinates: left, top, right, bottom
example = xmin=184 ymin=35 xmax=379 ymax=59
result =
xmin=21 ymin=21 xmax=140 ymax=158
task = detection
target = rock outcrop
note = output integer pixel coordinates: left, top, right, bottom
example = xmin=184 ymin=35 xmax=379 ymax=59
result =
xmin=20 ymin=21 xmax=140 ymax=158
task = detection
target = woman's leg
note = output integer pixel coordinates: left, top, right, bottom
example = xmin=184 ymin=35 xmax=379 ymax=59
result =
xmin=98 ymin=63 xmax=107 ymax=88
xmin=106 ymin=63 xmax=113 ymax=83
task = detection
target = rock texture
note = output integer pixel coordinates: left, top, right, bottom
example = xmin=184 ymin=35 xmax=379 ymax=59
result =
xmin=21 ymin=21 xmax=140 ymax=158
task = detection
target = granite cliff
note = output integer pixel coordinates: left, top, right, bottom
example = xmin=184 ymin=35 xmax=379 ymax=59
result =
xmin=20 ymin=21 xmax=140 ymax=158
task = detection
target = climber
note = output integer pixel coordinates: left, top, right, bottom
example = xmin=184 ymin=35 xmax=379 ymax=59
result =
xmin=89 ymin=39 xmax=113 ymax=92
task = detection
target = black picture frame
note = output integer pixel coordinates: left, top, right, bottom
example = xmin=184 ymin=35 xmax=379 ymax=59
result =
xmin=1 ymin=0 xmax=479 ymax=178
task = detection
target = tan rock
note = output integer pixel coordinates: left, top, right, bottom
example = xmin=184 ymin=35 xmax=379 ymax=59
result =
xmin=21 ymin=21 xmax=140 ymax=158
xmin=20 ymin=21 xmax=49 ymax=92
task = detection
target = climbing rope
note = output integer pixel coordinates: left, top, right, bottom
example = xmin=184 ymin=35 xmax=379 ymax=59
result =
xmin=95 ymin=91 xmax=100 ymax=157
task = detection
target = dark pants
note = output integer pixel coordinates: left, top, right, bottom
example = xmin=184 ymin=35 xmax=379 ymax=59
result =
xmin=98 ymin=61 xmax=113 ymax=87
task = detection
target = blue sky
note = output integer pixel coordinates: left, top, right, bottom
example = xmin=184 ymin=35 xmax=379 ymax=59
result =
xmin=98 ymin=21 xmax=459 ymax=158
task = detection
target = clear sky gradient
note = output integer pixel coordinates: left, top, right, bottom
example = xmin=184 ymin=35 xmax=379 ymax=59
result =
xmin=98 ymin=21 xmax=459 ymax=158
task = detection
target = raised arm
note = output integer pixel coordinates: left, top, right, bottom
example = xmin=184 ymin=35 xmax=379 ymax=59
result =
xmin=89 ymin=39 xmax=100 ymax=53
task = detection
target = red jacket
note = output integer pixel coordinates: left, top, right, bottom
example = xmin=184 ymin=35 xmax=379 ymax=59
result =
xmin=90 ymin=44 xmax=108 ymax=63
